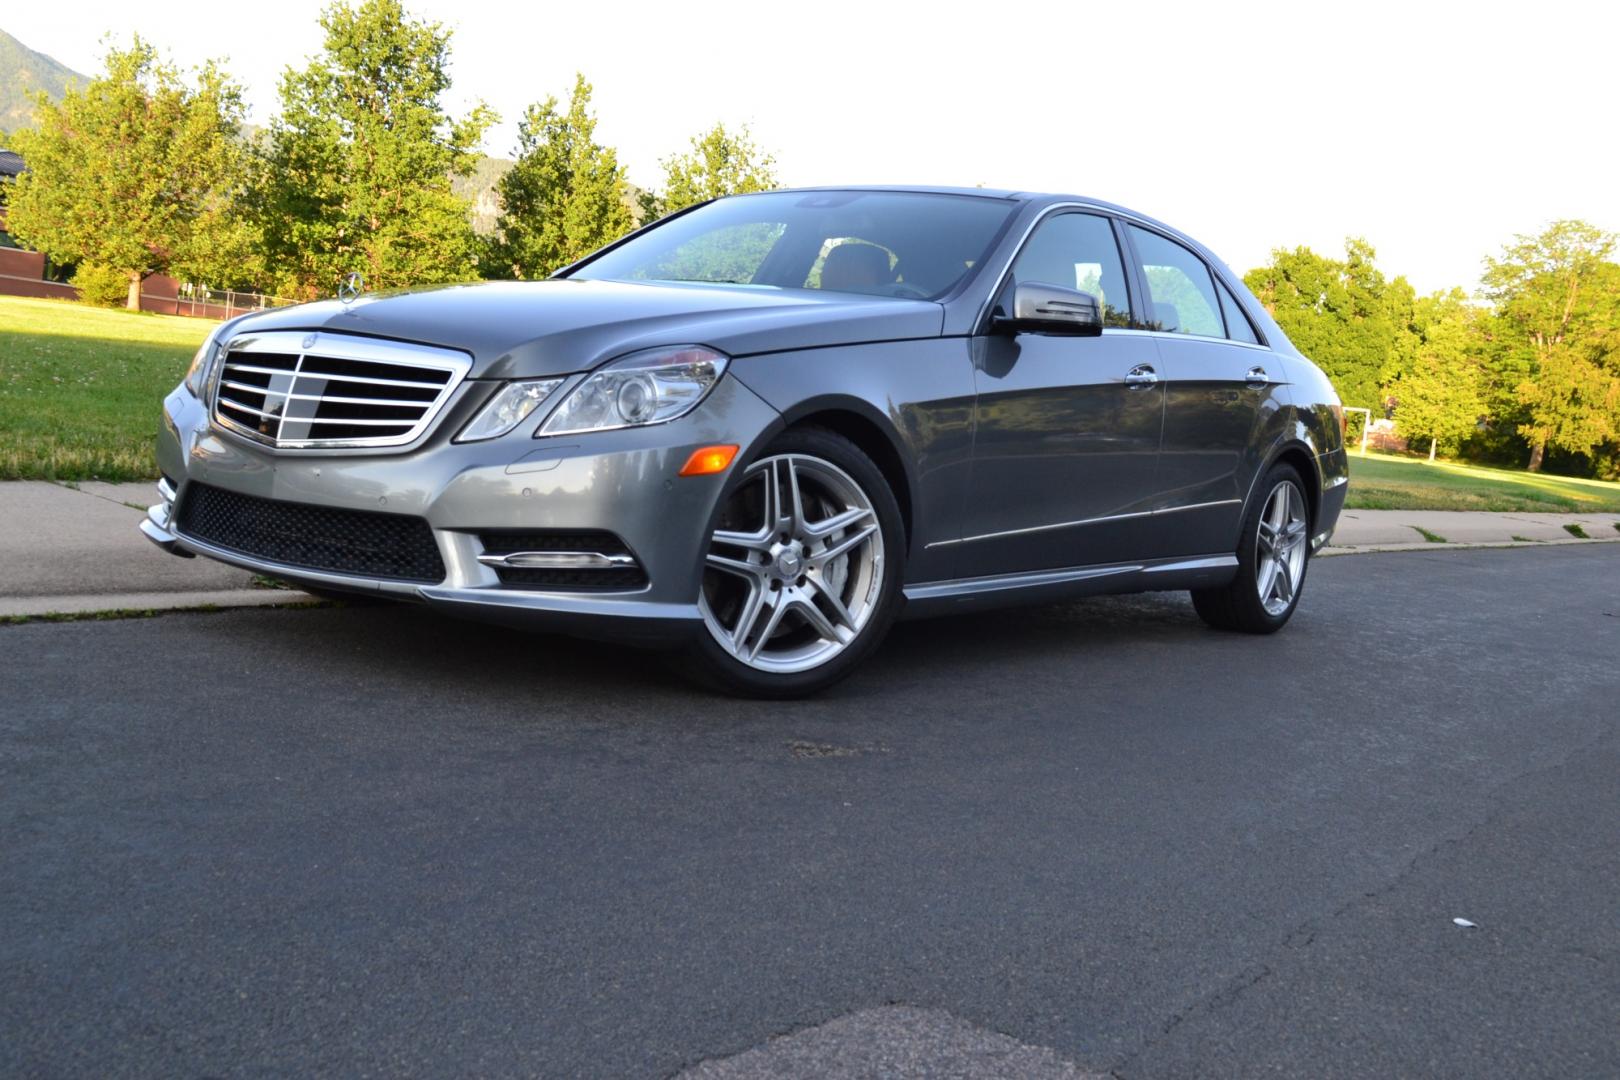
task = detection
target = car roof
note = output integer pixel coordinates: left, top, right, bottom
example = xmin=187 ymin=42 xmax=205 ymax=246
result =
xmin=743 ymin=185 xmax=1165 ymax=227
xmin=750 ymin=186 xmax=1210 ymax=263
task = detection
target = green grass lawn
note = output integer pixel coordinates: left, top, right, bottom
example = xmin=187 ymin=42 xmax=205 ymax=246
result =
xmin=1344 ymin=451 xmax=1620 ymax=513
xmin=0 ymin=295 xmax=210 ymax=481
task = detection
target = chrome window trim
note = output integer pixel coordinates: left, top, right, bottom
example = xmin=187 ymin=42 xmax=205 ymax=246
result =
xmin=976 ymin=201 xmax=1273 ymax=350
xmin=1101 ymin=327 xmax=1274 ymax=353
xmin=209 ymin=330 xmax=473 ymax=452
xmin=927 ymin=498 xmax=1243 ymax=549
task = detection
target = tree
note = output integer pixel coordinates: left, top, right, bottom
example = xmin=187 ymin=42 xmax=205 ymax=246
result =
xmin=6 ymin=39 xmax=249 ymax=309
xmin=484 ymin=75 xmax=632 ymax=280
xmin=641 ymin=122 xmax=778 ymax=221
xmin=251 ymin=0 xmax=493 ymax=298
xmin=1481 ymin=220 xmax=1620 ymax=471
xmin=1244 ymin=239 xmax=1415 ymax=412
xmin=1387 ymin=290 xmax=1486 ymax=461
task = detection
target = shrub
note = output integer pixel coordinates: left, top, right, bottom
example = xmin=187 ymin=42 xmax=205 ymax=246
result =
xmin=70 ymin=265 xmax=131 ymax=308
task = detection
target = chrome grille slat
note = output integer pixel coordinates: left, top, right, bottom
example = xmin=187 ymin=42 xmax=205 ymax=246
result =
xmin=221 ymin=364 xmax=450 ymax=390
xmin=210 ymin=331 xmax=471 ymax=450
xmin=220 ymin=382 xmax=436 ymax=409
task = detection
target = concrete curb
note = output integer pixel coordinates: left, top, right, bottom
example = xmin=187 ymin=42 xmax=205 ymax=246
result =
xmin=1 ymin=588 xmax=319 ymax=619
xmin=1320 ymin=536 xmax=1620 ymax=557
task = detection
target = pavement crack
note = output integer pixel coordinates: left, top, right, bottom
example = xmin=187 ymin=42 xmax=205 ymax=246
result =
xmin=1112 ymin=730 xmax=1615 ymax=1077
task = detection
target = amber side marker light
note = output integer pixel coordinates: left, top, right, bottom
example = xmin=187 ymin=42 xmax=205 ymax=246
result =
xmin=678 ymin=444 xmax=739 ymax=477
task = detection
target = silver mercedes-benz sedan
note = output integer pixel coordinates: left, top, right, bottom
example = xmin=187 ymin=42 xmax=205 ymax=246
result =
xmin=143 ymin=187 xmax=1348 ymax=695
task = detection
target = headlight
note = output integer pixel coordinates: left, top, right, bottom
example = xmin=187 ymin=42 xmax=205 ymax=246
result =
xmin=457 ymin=378 xmax=564 ymax=442
xmin=183 ymin=325 xmax=226 ymax=397
xmin=537 ymin=346 xmax=728 ymax=437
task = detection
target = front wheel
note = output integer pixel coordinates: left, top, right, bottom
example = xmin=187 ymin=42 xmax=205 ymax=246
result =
xmin=683 ymin=426 xmax=905 ymax=698
xmin=1192 ymin=464 xmax=1312 ymax=633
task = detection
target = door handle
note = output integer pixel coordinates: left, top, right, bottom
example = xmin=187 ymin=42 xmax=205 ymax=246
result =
xmin=1124 ymin=364 xmax=1159 ymax=390
xmin=1245 ymin=366 xmax=1270 ymax=387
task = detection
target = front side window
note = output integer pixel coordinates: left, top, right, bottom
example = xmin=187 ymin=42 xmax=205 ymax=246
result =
xmin=570 ymin=190 xmax=1017 ymax=300
xmin=1128 ymin=225 xmax=1223 ymax=338
xmin=1007 ymin=212 xmax=1133 ymax=327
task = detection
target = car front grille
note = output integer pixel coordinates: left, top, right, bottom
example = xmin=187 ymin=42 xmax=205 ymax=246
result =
xmin=211 ymin=330 xmax=471 ymax=449
xmin=176 ymin=483 xmax=447 ymax=583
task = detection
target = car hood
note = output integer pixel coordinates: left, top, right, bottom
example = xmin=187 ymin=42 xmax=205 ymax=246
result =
xmin=227 ymin=279 xmax=945 ymax=378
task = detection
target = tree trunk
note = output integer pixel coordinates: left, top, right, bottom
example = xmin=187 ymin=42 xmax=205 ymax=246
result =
xmin=1527 ymin=439 xmax=1546 ymax=473
xmin=126 ymin=271 xmax=142 ymax=312
xmin=1429 ymin=438 xmax=1437 ymax=463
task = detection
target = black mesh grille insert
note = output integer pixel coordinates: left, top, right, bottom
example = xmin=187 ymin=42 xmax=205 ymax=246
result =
xmin=478 ymin=531 xmax=647 ymax=591
xmin=177 ymin=483 xmax=446 ymax=583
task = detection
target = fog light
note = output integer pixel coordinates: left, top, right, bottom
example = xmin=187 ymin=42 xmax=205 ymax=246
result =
xmin=678 ymin=444 xmax=739 ymax=477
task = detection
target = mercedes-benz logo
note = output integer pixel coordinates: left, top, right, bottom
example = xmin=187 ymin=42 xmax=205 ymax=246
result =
xmin=338 ymin=272 xmax=364 ymax=304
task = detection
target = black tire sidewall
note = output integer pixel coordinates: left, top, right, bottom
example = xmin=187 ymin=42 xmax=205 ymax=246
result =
xmin=684 ymin=426 xmax=907 ymax=698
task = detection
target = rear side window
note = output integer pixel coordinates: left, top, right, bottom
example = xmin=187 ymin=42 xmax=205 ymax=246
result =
xmin=1215 ymin=279 xmax=1261 ymax=344
xmin=1009 ymin=212 xmax=1133 ymax=326
xmin=1127 ymin=225 xmax=1222 ymax=338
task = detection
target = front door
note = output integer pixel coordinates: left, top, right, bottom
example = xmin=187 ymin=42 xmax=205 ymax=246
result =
xmin=955 ymin=212 xmax=1165 ymax=577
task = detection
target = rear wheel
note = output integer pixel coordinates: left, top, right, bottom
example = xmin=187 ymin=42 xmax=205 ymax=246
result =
xmin=1192 ymin=463 xmax=1311 ymax=633
xmin=684 ymin=427 xmax=905 ymax=697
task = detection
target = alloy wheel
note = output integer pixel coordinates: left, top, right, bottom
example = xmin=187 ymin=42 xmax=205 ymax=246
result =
xmin=699 ymin=453 xmax=885 ymax=673
xmin=1256 ymin=481 xmax=1309 ymax=616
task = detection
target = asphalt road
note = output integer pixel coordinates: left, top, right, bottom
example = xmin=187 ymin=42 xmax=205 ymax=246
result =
xmin=2 ymin=545 xmax=1617 ymax=1078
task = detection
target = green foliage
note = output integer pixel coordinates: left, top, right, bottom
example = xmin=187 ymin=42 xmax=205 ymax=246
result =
xmin=1244 ymin=239 xmax=1412 ymax=412
xmin=1481 ymin=220 xmax=1620 ymax=470
xmin=6 ymin=38 xmax=250 ymax=308
xmin=642 ymin=122 xmax=779 ymax=221
xmin=1386 ymin=289 xmax=1486 ymax=456
xmin=250 ymin=0 xmax=494 ymax=298
xmin=484 ymin=75 xmax=632 ymax=280
xmin=69 ymin=264 xmax=130 ymax=308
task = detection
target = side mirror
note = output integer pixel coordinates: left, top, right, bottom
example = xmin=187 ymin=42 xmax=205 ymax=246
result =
xmin=994 ymin=281 xmax=1104 ymax=337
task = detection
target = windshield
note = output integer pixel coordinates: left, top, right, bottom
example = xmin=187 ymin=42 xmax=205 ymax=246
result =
xmin=567 ymin=190 xmax=1018 ymax=301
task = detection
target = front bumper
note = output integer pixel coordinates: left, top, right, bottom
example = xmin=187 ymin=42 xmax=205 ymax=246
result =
xmin=144 ymin=376 xmax=781 ymax=645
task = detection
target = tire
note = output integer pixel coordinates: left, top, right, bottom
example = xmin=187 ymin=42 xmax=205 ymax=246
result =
xmin=1192 ymin=463 xmax=1312 ymax=634
xmin=682 ymin=425 xmax=906 ymax=698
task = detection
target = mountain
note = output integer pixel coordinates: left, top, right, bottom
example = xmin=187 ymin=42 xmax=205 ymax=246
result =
xmin=0 ymin=28 xmax=86 ymax=135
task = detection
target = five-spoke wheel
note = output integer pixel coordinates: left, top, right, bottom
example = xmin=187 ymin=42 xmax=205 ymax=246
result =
xmin=687 ymin=427 xmax=903 ymax=696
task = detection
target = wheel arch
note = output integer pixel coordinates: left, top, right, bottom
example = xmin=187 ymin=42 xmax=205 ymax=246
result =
xmin=773 ymin=398 xmax=916 ymax=549
xmin=1253 ymin=439 xmax=1322 ymax=529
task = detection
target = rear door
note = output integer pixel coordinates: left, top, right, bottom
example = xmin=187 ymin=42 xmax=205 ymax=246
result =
xmin=956 ymin=212 xmax=1165 ymax=577
xmin=1123 ymin=223 xmax=1287 ymax=556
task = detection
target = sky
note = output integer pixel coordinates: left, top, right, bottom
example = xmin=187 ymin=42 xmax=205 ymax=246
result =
xmin=6 ymin=0 xmax=1616 ymax=293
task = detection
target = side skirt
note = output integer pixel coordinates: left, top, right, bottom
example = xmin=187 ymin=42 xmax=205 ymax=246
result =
xmin=899 ymin=553 xmax=1238 ymax=620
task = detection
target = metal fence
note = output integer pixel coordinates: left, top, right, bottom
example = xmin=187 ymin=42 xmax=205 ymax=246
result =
xmin=158 ymin=284 xmax=296 ymax=320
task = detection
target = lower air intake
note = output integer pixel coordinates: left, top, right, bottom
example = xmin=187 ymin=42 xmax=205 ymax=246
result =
xmin=176 ymin=483 xmax=446 ymax=583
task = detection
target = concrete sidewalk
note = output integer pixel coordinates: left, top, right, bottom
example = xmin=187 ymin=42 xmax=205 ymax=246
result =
xmin=0 ymin=481 xmax=315 ymax=617
xmin=1324 ymin=507 xmax=1620 ymax=553
xmin=2 ymin=480 xmax=1617 ymax=618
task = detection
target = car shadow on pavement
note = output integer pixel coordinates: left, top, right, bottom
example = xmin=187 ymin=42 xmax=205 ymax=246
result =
xmin=198 ymin=588 xmax=1238 ymax=711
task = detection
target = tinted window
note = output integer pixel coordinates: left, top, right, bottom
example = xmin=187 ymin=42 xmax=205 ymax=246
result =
xmin=1216 ymin=278 xmax=1260 ymax=344
xmin=1128 ymin=225 xmax=1222 ymax=337
xmin=1008 ymin=212 xmax=1132 ymax=326
xmin=572 ymin=190 xmax=1017 ymax=300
